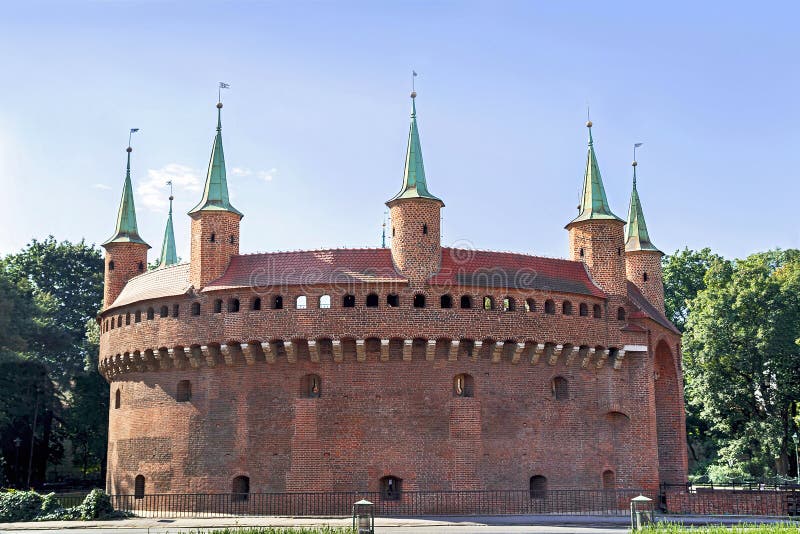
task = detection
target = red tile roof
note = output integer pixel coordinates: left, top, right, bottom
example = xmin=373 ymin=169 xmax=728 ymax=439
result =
xmin=429 ymin=247 xmax=607 ymax=298
xmin=108 ymin=263 xmax=192 ymax=310
xmin=205 ymin=248 xmax=407 ymax=290
xmin=626 ymin=281 xmax=680 ymax=334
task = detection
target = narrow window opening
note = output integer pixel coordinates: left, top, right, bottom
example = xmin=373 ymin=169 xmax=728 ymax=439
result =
xmin=593 ymin=304 xmax=602 ymax=319
xmin=160 ymin=306 xmax=168 ymax=318
xmin=343 ymin=294 xmax=355 ymax=308
xmin=524 ymin=298 xmax=535 ymax=312
xmin=213 ymin=299 xmax=223 ymax=313
xmin=643 ymin=272 xmax=649 ymax=282
xmin=440 ymin=294 xmax=453 ymax=308
xmin=381 ymin=476 xmax=402 ymax=501
xmin=114 ymin=389 xmax=121 ymax=409
xmin=135 ymin=310 xmax=142 ymax=322
xmin=617 ymin=247 xmax=622 ymax=256
xmin=109 ymin=260 xmax=115 ymax=270
xmin=232 ymin=476 xmax=250 ymax=502
xmin=544 ymin=300 xmax=556 ymax=315
xmin=252 ymin=297 xmax=261 ymax=311
xmin=602 ymin=470 xmax=616 ymax=490
xmin=296 ymin=295 xmax=307 ymax=309
xmin=172 ymin=304 xmax=180 ymax=318
xmin=460 ymin=295 xmax=472 ymax=309
xmin=617 ymin=307 xmax=626 ymax=321
xmin=147 ymin=307 xmax=155 ymax=320
xmin=366 ymin=293 xmax=379 ymax=307
xmin=177 ymin=380 xmax=192 ymax=402
xmin=228 ymin=298 xmax=240 ymax=312
xmin=134 ymin=475 xmax=145 ymax=499
xmin=392 ymin=227 xmax=395 ymax=237
xmin=320 ymin=295 xmax=331 ymax=309
xmin=229 ymin=235 xmax=236 ymax=244
xmin=210 ymin=233 xmax=216 ymax=243
xmin=302 ymin=374 xmax=321 ymax=398
xmin=552 ymin=376 xmax=569 ymax=401
xmin=191 ymin=302 xmax=201 ymax=316
xmin=387 ymin=294 xmax=399 ymax=307
xmin=579 ymin=303 xmax=588 ymax=317
xmin=273 ymin=295 xmax=283 ymax=309
xmin=413 ymin=294 xmax=426 ymax=308
xmin=503 ymin=297 xmax=515 ymax=312
xmin=483 ymin=296 xmax=494 ymax=310
xmin=422 ymin=223 xmax=428 ymax=235
xmin=530 ymin=476 xmax=548 ymax=499
xmin=125 ymin=313 xmax=131 ymax=325
xmin=579 ymin=248 xmax=584 ymax=258
xmin=138 ymin=262 xmax=144 ymax=272
xmin=562 ymin=301 xmax=573 ymax=315
xmin=453 ymin=374 xmax=474 ymax=397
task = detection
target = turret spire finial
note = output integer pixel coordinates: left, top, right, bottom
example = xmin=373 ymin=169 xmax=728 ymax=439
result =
xmin=159 ymin=180 xmax=178 ymax=267
xmin=625 ymin=146 xmax=661 ymax=253
xmin=103 ymin=129 xmax=149 ymax=248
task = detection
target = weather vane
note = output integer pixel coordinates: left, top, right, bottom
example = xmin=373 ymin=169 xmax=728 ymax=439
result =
xmin=218 ymin=81 xmax=230 ymax=103
xmin=128 ymin=128 xmax=139 ymax=147
xmin=412 ymin=70 xmax=418 ymax=93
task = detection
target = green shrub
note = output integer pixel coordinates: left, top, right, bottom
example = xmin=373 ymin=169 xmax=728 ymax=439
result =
xmin=0 ymin=489 xmax=46 ymax=522
xmin=78 ymin=488 xmax=114 ymax=520
xmin=0 ymin=488 xmax=124 ymax=522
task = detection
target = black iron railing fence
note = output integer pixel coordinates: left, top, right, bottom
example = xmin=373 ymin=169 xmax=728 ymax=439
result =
xmin=110 ymin=488 xmax=657 ymax=518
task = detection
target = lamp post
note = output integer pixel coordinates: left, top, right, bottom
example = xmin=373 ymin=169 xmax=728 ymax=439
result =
xmin=13 ymin=437 xmax=21 ymax=488
xmin=792 ymin=432 xmax=799 ymax=485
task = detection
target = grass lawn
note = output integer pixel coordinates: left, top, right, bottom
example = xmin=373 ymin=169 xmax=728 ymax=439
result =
xmin=643 ymin=523 xmax=800 ymax=533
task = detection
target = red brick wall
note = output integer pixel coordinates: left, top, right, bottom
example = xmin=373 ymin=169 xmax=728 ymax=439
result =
xmin=625 ymin=251 xmax=665 ymax=314
xmin=568 ymin=220 xmax=627 ymax=296
xmin=388 ymin=198 xmax=442 ymax=285
xmin=665 ymin=489 xmax=793 ymax=515
xmin=654 ymin=337 xmax=688 ymax=485
xmin=103 ymin=243 xmax=149 ymax=308
xmin=190 ymin=211 xmax=241 ymax=288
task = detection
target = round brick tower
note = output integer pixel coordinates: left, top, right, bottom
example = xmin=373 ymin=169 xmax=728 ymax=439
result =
xmin=386 ymin=92 xmax=444 ymax=285
xmin=102 ymin=145 xmax=150 ymax=307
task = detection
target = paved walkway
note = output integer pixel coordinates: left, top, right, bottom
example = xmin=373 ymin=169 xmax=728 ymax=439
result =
xmin=0 ymin=514 xmax=797 ymax=533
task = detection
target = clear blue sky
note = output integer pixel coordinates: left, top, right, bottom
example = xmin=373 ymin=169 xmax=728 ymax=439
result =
xmin=1 ymin=1 xmax=797 ymax=261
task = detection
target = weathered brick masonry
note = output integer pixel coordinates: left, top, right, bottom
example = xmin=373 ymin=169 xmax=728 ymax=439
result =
xmin=98 ymin=98 xmax=686 ymax=497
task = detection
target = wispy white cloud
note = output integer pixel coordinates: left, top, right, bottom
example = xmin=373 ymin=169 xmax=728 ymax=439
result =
xmin=258 ymin=168 xmax=278 ymax=182
xmin=230 ymin=167 xmax=253 ymax=177
xmin=231 ymin=166 xmax=277 ymax=182
xmin=137 ymin=163 xmax=203 ymax=212
xmin=93 ymin=183 xmax=112 ymax=190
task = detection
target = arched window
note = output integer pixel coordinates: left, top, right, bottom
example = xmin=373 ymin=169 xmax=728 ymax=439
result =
xmin=460 ymin=295 xmax=472 ymax=309
xmin=273 ymin=295 xmax=283 ymax=309
xmin=579 ymin=303 xmax=588 ymax=317
xmin=172 ymin=304 xmax=180 ymax=318
xmin=229 ymin=235 xmax=236 ymax=244
xmin=146 ymin=307 xmax=155 ymax=320
xmin=552 ymin=376 xmax=569 ymax=401
xmin=524 ymin=298 xmax=535 ymax=312
xmin=320 ymin=295 xmax=331 ymax=309
xmin=302 ymin=374 xmax=321 ymax=398
xmin=137 ymin=262 xmax=144 ymax=272
xmin=579 ymin=248 xmax=585 ymax=258
xmin=135 ymin=310 xmax=142 ymax=322
xmin=483 ymin=296 xmax=494 ymax=310
xmin=617 ymin=307 xmax=626 ymax=321
xmin=413 ymin=294 xmax=426 ymax=308
xmin=387 ymin=294 xmax=399 ymax=307
xmin=160 ymin=306 xmax=169 ymax=318
xmin=228 ymin=299 xmax=240 ymax=312
xmin=213 ymin=300 xmax=223 ymax=313
xmin=366 ymin=293 xmax=379 ymax=307
xmin=381 ymin=476 xmax=402 ymax=501
xmin=453 ymin=374 xmax=474 ymax=397
xmin=108 ymin=260 xmax=115 ymax=270
xmin=232 ymin=476 xmax=250 ymax=502
xmin=177 ymin=380 xmax=191 ymax=402
xmin=503 ymin=297 xmax=515 ymax=312
xmin=643 ymin=272 xmax=649 ymax=282
xmin=252 ymin=297 xmax=261 ymax=311
xmin=343 ymin=294 xmax=355 ymax=308
xmin=422 ymin=223 xmax=428 ymax=235
xmin=191 ymin=302 xmax=201 ymax=316
xmin=529 ymin=475 xmax=547 ymax=499
xmin=125 ymin=313 xmax=131 ymax=325
xmin=296 ymin=296 xmax=307 ymax=309
xmin=562 ymin=301 xmax=573 ymax=315
xmin=440 ymin=294 xmax=453 ymax=309
xmin=210 ymin=232 xmax=216 ymax=243
xmin=544 ymin=300 xmax=556 ymax=315
xmin=134 ymin=475 xmax=145 ymax=499
xmin=593 ymin=304 xmax=602 ymax=319
xmin=114 ymin=389 xmax=121 ymax=409
xmin=602 ymin=470 xmax=616 ymax=490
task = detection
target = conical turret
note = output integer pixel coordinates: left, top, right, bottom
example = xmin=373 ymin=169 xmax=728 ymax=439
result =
xmin=158 ymin=194 xmax=178 ymax=268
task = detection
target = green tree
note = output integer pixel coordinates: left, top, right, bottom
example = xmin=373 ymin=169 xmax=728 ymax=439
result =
xmin=662 ymin=247 xmax=722 ymax=332
xmin=684 ymin=249 xmax=800 ymax=479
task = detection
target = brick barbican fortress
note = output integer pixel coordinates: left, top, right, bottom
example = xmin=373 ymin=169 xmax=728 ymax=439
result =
xmin=97 ymin=92 xmax=687 ymax=500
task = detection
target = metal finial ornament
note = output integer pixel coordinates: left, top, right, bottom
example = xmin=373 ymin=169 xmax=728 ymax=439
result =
xmin=218 ymin=81 xmax=230 ymax=104
xmin=586 ymin=106 xmax=592 ymax=128
xmin=127 ymin=128 xmax=139 ymax=149
xmin=633 ymin=143 xmax=643 ymax=184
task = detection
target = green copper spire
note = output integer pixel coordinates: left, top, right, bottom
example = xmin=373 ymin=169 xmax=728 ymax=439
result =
xmin=568 ymin=121 xmax=623 ymax=225
xmin=158 ymin=194 xmax=178 ymax=267
xmin=387 ymin=92 xmax=443 ymax=205
xmin=188 ymin=102 xmax=243 ymax=217
xmin=103 ymin=146 xmax=150 ymax=247
xmin=625 ymin=161 xmax=661 ymax=253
